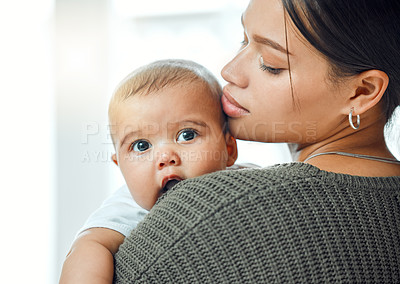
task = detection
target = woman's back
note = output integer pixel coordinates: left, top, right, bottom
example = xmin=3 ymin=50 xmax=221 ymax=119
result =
xmin=114 ymin=164 xmax=400 ymax=283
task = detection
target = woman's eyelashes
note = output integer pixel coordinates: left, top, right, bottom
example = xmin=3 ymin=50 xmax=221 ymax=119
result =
xmin=177 ymin=128 xmax=199 ymax=143
xmin=259 ymin=56 xmax=282 ymax=75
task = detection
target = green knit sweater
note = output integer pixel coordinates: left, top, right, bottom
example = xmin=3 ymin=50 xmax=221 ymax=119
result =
xmin=114 ymin=163 xmax=400 ymax=283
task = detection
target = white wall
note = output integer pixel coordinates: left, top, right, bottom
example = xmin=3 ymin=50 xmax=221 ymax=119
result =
xmin=0 ymin=0 xmax=54 ymax=283
xmin=54 ymin=0 xmax=114 ymax=281
xmin=386 ymin=108 xmax=400 ymax=159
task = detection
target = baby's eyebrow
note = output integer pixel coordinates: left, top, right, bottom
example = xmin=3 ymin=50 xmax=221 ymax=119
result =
xmin=169 ymin=120 xmax=208 ymax=128
xmin=119 ymin=130 xmax=141 ymax=149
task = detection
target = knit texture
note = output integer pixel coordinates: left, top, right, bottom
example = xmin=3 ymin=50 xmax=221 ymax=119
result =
xmin=114 ymin=163 xmax=400 ymax=283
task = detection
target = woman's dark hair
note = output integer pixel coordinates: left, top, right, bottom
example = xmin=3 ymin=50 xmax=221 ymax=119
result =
xmin=281 ymin=0 xmax=400 ymax=123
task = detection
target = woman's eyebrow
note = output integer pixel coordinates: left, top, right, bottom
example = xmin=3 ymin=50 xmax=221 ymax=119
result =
xmin=241 ymin=14 xmax=292 ymax=56
xmin=253 ymin=34 xmax=292 ymax=55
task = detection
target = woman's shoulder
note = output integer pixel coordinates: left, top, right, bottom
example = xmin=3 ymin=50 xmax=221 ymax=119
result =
xmin=160 ymin=162 xmax=400 ymax=211
xmin=184 ymin=161 xmax=400 ymax=192
xmin=170 ymin=162 xmax=320 ymax=197
xmin=156 ymin=163 xmax=314 ymax=212
xmin=188 ymin=162 xmax=315 ymax=186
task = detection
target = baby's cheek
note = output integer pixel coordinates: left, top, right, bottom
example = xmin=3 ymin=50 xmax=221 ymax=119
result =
xmin=129 ymin=185 xmax=152 ymax=210
xmin=205 ymin=151 xmax=229 ymax=172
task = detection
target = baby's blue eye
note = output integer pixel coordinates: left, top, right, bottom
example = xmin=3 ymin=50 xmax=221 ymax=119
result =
xmin=177 ymin=129 xmax=198 ymax=142
xmin=131 ymin=140 xmax=152 ymax=152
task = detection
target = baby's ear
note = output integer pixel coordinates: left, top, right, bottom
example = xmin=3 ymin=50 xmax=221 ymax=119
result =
xmin=111 ymin=154 xmax=119 ymax=166
xmin=225 ymin=133 xmax=238 ymax=167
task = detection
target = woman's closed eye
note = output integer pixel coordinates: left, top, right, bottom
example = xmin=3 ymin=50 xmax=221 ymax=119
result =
xmin=259 ymin=56 xmax=282 ymax=75
xmin=176 ymin=129 xmax=199 ymax=143
xmin=130 ymin=139 xmax=152 ymax=153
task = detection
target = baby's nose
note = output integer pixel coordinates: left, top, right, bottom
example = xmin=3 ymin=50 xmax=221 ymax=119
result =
xmin=158 ymin=151 xmax=181 ymax=169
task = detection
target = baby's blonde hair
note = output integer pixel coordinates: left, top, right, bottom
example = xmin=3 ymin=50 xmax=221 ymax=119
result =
xmin=109 ymin=59 xmax=226 ymax=144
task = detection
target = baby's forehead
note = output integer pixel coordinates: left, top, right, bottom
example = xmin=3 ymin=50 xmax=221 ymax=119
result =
xmin=122 ymin=80 xmax=220 ymax=105
xmin=111 ymin=83 xmax=223 ymax=117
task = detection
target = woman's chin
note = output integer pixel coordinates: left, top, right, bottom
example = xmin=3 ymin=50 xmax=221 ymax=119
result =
xmin=228 ymin=118 xmax=258 ymax=141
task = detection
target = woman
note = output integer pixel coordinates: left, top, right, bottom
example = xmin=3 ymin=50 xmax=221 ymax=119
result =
xmin=71 ymin=0 xmax=400 ymax=282
xmin=221 ymin=0 xmax=400 ymax=175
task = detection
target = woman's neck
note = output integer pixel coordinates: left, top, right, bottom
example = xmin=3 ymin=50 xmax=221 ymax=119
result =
xmin=291 ymin=119 xmax=400 ymax=177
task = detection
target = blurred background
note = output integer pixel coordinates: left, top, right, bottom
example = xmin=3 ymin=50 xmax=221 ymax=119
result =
xmin=0 ymin=0 xmax=398 ymax=283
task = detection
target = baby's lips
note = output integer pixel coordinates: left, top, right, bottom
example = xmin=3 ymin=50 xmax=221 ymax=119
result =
xmin=161 ymin=175 xmax=183 ymax=190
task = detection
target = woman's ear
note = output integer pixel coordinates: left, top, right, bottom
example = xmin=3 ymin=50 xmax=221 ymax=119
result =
xmin=112 ymin=154 xmax=119 ymax=166
xmin=225 ymin=133 xmax=238 ymax=167
xmin=346 ymin=69 xmax=389 ymax=115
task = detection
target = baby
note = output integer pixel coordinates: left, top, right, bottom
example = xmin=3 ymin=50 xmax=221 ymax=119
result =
xmin=60 ymin=59 xmax=238 ymax=283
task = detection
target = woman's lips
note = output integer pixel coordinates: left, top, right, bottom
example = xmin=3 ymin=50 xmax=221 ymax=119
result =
xmin=221 ymin=89 xmax=250 ymax=118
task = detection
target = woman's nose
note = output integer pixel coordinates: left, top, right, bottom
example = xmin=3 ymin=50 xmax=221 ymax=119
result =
xmin=157 ymin=150 xmax=181 ymax=170
xmin=221 ymin=51 xmax=249 ymax=88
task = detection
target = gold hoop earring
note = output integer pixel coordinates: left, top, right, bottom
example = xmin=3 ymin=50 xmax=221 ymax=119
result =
xmin=349 ymin=108 xmax=360 ymax=130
